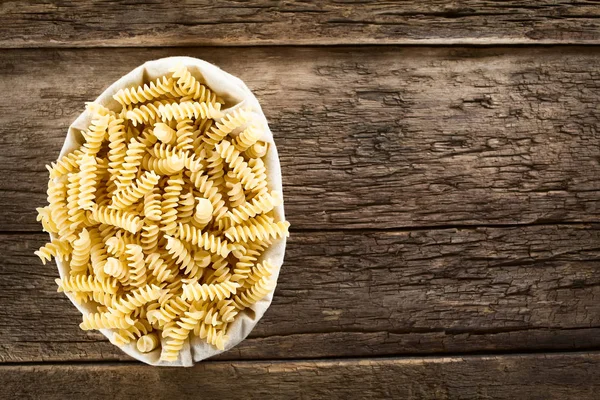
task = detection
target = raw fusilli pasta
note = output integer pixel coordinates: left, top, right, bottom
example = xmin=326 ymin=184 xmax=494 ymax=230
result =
xmin=38 ymin=64 xmax=289 ymax=363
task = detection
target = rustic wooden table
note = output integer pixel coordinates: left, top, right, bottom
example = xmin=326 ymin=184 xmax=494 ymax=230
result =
xmin=2 ymin=1 xmax=600 ymax=399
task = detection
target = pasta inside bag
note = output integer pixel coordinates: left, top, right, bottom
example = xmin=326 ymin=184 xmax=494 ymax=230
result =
xmin=53 ymin=57 xmax=287 ymax=366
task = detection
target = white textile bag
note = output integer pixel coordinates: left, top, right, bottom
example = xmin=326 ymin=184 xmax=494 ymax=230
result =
xmin=51 ymin=56 xmax=287 ymax=366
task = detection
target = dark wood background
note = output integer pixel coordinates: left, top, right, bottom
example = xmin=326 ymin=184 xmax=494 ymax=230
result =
xmin=1 ymin=1 xmax=600 ymax=399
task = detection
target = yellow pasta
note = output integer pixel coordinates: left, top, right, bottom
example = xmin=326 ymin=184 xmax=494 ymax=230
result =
xmin=224 ymin=219 xmax=290 ymax=243
xmin=91 ymin=205 xmax=143 ymax=234
xmin=111 ymin=170 xmax=160 ymax=210
xmin=46 ymin=149 xmax=84 ymax=179
xmin=171 ymin=65 xmax=221 ymax=104
xmin=233 ymin=124 xmax=261 ymax=152
xmin=35 ymin=239 xmax=72 ymax=265
xmin=214 ymin=140 xmax=258 ymax=190
xmin=203 ymin=107 xmax=250 ymax=146
xmin=38 ymin=65 xmax=289 ymax=362
xmin=157 ymin=101 xmax=223 ymax=122
xmin=77 ymin=154 xmax=98 ymax=211
xmin=70 ymin=228 xmax=91 ymax=275
xmin=137 ymin=332 xmax=160 ymax=353
xmin=243 ymin=141 xmax=268 ymax=159
xmin=80 ymin=311 xmax=135 ymax=330
xmin=193 ymin=197 xmax=213 ymax=228
xmin=153 ymin=122 xmax=177 ymax=144
xmin=175 ymin=118 xmax=194 ymax=152
xmin=113 ymin=76 xmax=174 ymax=106
xmin=104 ymin=256 xmax=130 ymax=284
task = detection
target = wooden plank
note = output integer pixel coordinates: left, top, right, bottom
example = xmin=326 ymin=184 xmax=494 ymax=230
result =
xmin=2 ymin=1 xmax=600 ymax=47
xmin=3 ymin=353 xmax=600 ymax=399
xmin=1 ymin=47 xmax=600 ymax=231
xmin=0 ymin=48 xmax=600 ymax=231
xmin=4 ymin=224 xmax=600 ymax=362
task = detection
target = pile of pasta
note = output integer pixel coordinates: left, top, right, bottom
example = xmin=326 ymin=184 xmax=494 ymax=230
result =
xmin=35 ymin=65 xmax=289 ymax=362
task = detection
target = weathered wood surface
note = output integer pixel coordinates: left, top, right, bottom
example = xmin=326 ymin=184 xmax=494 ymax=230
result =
xmin=1 ymin=46 xmax=599 ymax=231
xmin=2 ymin=1 xmax=600 ymax=47
xmin=4 ymin=225 xmax=600 ymax=362
xmin=4 ymin=353 xmax=600 ymax=399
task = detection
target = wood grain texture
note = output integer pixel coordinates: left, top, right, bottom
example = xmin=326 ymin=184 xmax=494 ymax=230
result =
xmin=3 ymin=353 xmax=600 ymax=399
xmin=2 ymin=1 xmax=600 ymax=47
xmin=5 ymin=224 xmax=600 ymax=362
xmin=1 ymin=46 xmax=599 ymax=231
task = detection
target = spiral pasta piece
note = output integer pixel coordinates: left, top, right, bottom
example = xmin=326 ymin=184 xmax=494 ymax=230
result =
xmin=192 ymin=118 xmax=213 ymax=154
xmin=248 ymin=157 xmax=268 ymax=196
xmin=112 ymin=170 xmax=160 ymax=210
xmin=233 ymin=124 xmax=261 ymax=152
xmin=48 ymin=182 xmax=76 ymax=242
xmin=205 ymin=150 xmax=226 ymax=190
xmin=214 ymin=140 xmax=258 ymax=191
xmin=146 ymin=252 xmax=177 ymax=283
xmin=165 ymin=235 xmax=196 ymax=275
xmin=194 ymin=321 xmax=227 ymax=350
xmin=203 ymin=107 xmax=250 ymax=146
xmin=243 ymin=260 xmax=276 ymax=289
xmin=182 ymin=280 xmax=240 ymax=302
xmin=46 ymin=149 xmax=84 ymax=179
xmin=110 ymin=284 xmax=163 ymax=315
xmin=126 ymin=244 xmax=147 ymax=287
xmin=66 ymin=172 xmax=86 ymax=230
xmin=112 ymin=320 xmax=152 ymax=347
xmin=173 ymin=192 xmax=192 ymax=224
xmin=227 ymin=190 xmax=282 ymax=225
xmin=71 ymin=290 xmax=119 ymax=309
xmin=171 ymin=65 xmax=221 ymax=104
xmin=204 ymin=254 xmax=231 ymax=284
xmin=160 ymin=308 xmax=203 ymax=361
xmin=125 ymin=100 xmax=171 ymax=126
xmin=157 ymin=101 xmax=222 ymax=122
xmin=141 ymin=153 xmax=185 ymax=175
xmin=141 ymin=222 xmax=160 ymax=253
xmin=160 ymin=173 xmax=184 ymax=234
xmin=116 ymin=138 xmax=146 ymax=190
xmin=175 ymin=118 xmax=194 ymax=152
xmin=232 ymin=276 xmax=274 ymax=310
xmin=80 ymin=312 xmax=135 ymax=330
xmin=225 ymin=175 xmax=246 ymax=208
xmin=103 ymin=256 xmax=130 ymax=284
xmin=150 ymin=142 xmax=203 ymax=172
xmin=230 ymin=246 xmax=262 ymax=283
xmin=89 ymin=229 xmax=109 ymax=278
xmin=137 ymin=332 xmax=160 ymax=353
xmin=55 ymin=275 xmax=118 ymax=294
xmin=82 ymin=115 xmax=110 ymax=156
xmin=216 ymin=299 xmax=239 ymax=323
xmin=77 ymin=154 xmax=98 ymax=211
xmin=114 ymin=76 xmax=174 ymax=106
xmin=70 ymin=228 xmax=91 ymax=275
xmin=143 ymin=188 xmax=162 ymax=221
xmin=188 ymin=171 xmax=227 ymax=220
xmin=243 ymin=141 xmax=269 ymax=159
xmin=225 ymin=219 xmax=289 ymax=243
xmin=36 ymin=206 xmax=59 ymax=234
xmin=91 ymin=204 xmax=143 ymax=234
xmin=34 ymin=239 xmax=72 ymax=265
xmin=193 ymin=197 xmax=213 ymax=228
xmin=146 ymin=295 xmax=190 ymax=327
xmin=105 ymin=232 xmax=138 ymax=256
xmin=106 ymin=116 xmax=127 ymax=181
xmin=153 ymin=122 xmax=177 ymax=144
xmin=175 ymin=222 xmax=231 ymax=258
